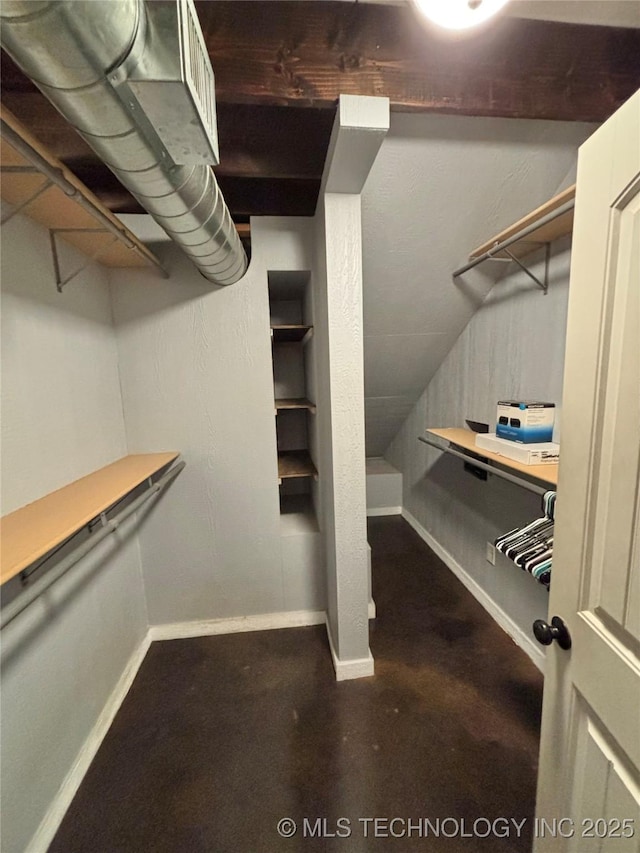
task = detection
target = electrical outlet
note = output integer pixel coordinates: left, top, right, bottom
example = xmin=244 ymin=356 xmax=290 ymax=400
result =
xmin=486 ymin=542 xmax=496 ymax=565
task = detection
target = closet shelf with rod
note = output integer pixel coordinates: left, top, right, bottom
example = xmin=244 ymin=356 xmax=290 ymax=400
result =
xmin=0 ymin=453 xmax=181 ymax=588
xmin=453 ymin=185 xmax=575 ymax=294
xmin=419 ymin=428 xmax=557 ymax=496
xmin=0 ymin=106 xmax=166 ymax=291
xmin=0 ymin=454 xmax=184 ymax=629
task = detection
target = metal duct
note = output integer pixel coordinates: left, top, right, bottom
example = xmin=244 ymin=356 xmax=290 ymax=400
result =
xmin=0 ymin=0 xmax=247 ymax=286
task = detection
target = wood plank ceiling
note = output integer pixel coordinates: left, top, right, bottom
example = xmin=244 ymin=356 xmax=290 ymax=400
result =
xmin=1 ymin=1 xmax=639 ymax=223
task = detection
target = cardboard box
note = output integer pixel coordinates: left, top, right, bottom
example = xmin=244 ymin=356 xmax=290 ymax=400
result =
xmin=496 ymin=400 xmax=555 ymax=443
xmin=475 ymin=433 xmax=559 ymax=465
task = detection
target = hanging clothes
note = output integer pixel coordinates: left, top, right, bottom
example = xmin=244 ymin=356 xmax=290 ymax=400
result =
xmin=495 ymin=491 xmax=556 ymax=588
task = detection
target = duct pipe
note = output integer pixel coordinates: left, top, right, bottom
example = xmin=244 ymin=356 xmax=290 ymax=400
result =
xmin=0 ymin=0 xmax=247 ymax=286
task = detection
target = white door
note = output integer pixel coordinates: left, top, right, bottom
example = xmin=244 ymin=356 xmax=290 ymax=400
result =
xmin=534 ymin=90 xmax=640 ymax=852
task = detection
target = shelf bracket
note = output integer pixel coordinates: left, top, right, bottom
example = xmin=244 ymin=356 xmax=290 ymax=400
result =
xmin=1 ymin=177 xmax=53 ymax=225
xmin=50 ymin=228 xmax=119 ymax=292
xmin=502 ymin=244 xmax=550 ymax=294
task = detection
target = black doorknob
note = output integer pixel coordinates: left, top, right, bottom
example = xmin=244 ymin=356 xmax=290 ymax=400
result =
xmin=533 ymin=616 xmax=572 ymax=650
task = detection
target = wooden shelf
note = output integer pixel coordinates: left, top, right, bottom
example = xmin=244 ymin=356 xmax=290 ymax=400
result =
xmin=277 ymin=450 xmax=318 ymax=481
xmin=0 ymin=106 xmax=163 ymax=273
xmin=0 ymin=453 xmax=179 ymax=585
xmin=275 ymin=397 xmax=317 ymax=413
xmin=427 ymin=428 xmax=557 ymax=487
xmin=271 ymin=325 xmax=313 ymax=343
xmin=470 ymin=185 xmax=575 ymax=261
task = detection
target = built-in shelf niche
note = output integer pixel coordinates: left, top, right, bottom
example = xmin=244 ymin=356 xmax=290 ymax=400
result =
xmin=268 ymin=270 xmax=318 ymax=525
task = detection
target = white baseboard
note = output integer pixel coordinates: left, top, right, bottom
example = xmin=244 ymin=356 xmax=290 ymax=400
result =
xmin=25 ymin=609 xmax=329 ymax=851
xmin=401 ymin=509 xmax=545 ymax=673
xmin=27 ymin=633 xmax=152 ymax=853
xmin=367 ymin=506 xmax=402 ymax=517
xmin=25 ymin=605 xmax=375 ymax=850
xmin=149 ymin=608 xmax=327 ymax=642
xmin=325 ymin=617 xmax=375 ymax=681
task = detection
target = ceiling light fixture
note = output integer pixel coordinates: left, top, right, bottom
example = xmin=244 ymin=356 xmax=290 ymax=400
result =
xmin=411 ymin=0 xmax=510 ymax=30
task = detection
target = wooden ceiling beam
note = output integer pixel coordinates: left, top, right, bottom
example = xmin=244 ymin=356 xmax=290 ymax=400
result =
xmin=2 ymin=2 xmax=638 ymax=222
xmin=197 ymin=1 xmax=640 ymax=122
xmin=215 ymin=103 xmax=333 ymax=179
xmin=4 ymin=5 xmax=638 ymax=123
xmin=0 ymin=88 xmax=330 ymax=216
xmin=215 ymin=176 xmax=320 ymax=217
xmin=0 ymin=89 xmax=334 ymax=181
xmin=41 ymin=161 xmax=320 ymax=218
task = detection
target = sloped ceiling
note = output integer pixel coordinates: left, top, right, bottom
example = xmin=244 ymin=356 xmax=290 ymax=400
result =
xmin=360 ymin=112 xmax=596 ymax=456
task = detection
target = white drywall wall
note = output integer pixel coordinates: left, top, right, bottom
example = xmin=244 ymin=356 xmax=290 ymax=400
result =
xmin=366 ymin=457 xmax=402 ymax=514
xmin=0 ymin=213 xmax=148 ymax=853
xmin=386 ymin=237 xmax=572 ymax=661
xmin=361 ymin=112 xmax=596 ymax=455
xmin=0 ymin=223 xmax=128 ymax=514
xmin=109 ymin=217 xmax=326 ymax=625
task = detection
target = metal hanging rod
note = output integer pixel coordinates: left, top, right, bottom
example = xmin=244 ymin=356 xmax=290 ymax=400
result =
xmin=452 ymin=198 xmax=575 ymax=279
xmin=418 ymin=435 xmax=548 ymax=496
xmin=0 ymin=118 xmax=167 ymax=277
xmin=0 ymin=461 xmax=185 ymax=630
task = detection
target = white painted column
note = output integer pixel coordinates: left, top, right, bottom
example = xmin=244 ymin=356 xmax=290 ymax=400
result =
xmin=313 ymin=95 xmax=389 ymax=680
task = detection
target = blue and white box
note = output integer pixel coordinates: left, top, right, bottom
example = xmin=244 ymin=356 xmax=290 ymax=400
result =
xmin=496 ymin=400 xmax=555 ymax=444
